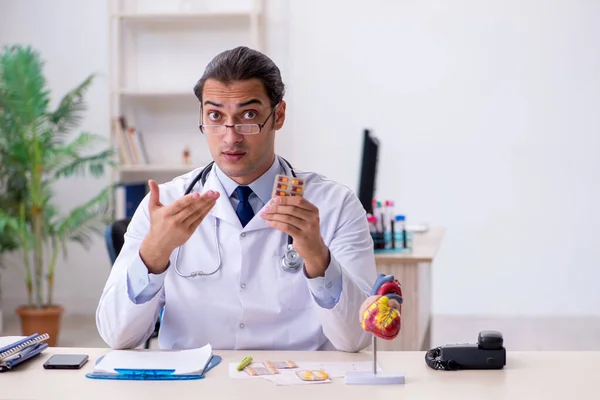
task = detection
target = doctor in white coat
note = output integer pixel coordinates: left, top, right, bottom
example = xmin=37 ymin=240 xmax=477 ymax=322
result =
xmin=96 ymin=46 xmax=379 ymax=352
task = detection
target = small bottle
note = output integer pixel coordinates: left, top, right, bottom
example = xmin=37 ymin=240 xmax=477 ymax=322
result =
xmin=386 ymin=200 xmax=395 ymax=249
xmin=390 ymin=218 xmax=396 ymax=250
xmin=367 ymin=214 xmax=377 ymax=246
xmin=376 ymin=201 xmax=385 ymax=249
xmin=371 ymin=215 xmax=383 ymax=249
xmin=395 ymin=215 xmax=407 ymax=250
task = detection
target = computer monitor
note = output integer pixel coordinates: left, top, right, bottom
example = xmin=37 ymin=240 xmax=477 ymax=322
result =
xmin=357 ymin=129 xmax=379 ymax=215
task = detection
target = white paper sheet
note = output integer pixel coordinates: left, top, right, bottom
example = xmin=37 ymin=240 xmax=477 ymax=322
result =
xmin=94 ymin=344 xmax=212 ymax=375
xmin=229 ymin=361 xmax=381 ymax=379
xmin=0 ymin=337 xmax=26 ymax=349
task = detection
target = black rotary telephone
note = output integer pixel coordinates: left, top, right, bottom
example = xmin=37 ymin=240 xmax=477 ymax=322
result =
xmin=425 ymin=330 xmax=506 ymax=370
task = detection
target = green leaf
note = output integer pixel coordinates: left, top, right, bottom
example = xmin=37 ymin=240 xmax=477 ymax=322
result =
xmin=0 ymin=212 xmax=27 ymax=252
xmin=49 ymin=74 xmax=95 ymax=137
xmin=52 ymin=148 xmax=115 ymax=180
xmin=0 ymin=45 xmax=51 ymax=129
xmin=55 ymin=184 xmax=114 ymax=250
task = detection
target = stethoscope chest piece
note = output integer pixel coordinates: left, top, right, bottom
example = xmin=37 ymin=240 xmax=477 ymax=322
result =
xmin=280 ymin=244 xmax=303 ymax=273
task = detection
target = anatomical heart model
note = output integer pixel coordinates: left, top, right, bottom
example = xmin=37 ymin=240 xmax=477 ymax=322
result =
xmin=360 ymin=274 xmax=403 ymax=339
xmin=346 ymin=273 xmax=405 ymax=385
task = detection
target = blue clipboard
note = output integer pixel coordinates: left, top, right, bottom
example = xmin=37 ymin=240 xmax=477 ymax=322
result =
xmin=85 ymin=354 xmax=222 ymax=381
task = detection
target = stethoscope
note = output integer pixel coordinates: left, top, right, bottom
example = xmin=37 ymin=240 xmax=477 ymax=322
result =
xmin=173 ymin=156 xmax=304 ymax=278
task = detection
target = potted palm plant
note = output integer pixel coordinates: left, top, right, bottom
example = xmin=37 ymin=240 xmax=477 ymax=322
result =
xmin=0 ymin=45 xmax=115 ymax=346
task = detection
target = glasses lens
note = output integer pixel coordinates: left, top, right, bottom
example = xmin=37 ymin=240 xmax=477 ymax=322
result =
xmin=236 ymin=124 xmax=260 ymax=135
xmin=202 ymin=125 xmax=225 ymax=135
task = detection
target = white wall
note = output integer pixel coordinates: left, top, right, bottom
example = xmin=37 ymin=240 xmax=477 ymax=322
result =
xmin=288 ymin=0 xmax=600 ymax=316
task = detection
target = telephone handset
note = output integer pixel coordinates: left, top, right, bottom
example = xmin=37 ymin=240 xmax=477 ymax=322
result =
xmin=425 ymin=330 xmax=506 ymax=370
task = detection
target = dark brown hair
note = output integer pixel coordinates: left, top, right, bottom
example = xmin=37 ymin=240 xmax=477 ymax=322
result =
xmin=193 ymin=46 xmax=285 ymax=108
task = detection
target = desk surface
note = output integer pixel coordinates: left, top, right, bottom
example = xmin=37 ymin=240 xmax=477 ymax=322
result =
xmin=374 ymin=226 xmax=445 ymax=263
xmin=1 ymin=347 xmax=595 ymax=400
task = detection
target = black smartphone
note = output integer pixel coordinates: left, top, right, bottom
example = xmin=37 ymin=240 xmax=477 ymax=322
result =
xmin=43 ymin=354 xmax=89 ymax=370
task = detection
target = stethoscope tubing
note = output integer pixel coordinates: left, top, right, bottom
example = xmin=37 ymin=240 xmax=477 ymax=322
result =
xmin=173 ymin=156 xmax=301 ymax=278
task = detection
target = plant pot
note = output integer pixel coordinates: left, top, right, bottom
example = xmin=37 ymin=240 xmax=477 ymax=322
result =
xmin=16 ymin=305 xmax=64 ymax=347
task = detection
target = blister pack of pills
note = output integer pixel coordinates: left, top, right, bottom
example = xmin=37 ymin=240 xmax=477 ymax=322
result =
xmin=243 ymin=360 xmax=299 ymax=376
xmin=244 ymin=364 xmax=278 ymax=376
xmin=295 ymin=369 xmax=329 ymax=381
xmin=272 ymin=174 xmax=305 ymax=197
xmin=264 ymin=360 xmax=298 ymax=370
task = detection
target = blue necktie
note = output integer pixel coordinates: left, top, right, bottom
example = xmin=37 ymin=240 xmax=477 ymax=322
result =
xmin=235 ymin=186 xmax=255 ymax=227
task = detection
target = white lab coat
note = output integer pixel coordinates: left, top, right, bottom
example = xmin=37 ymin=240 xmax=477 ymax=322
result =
xmin=96 ymin=159 xmax=378 ymax=352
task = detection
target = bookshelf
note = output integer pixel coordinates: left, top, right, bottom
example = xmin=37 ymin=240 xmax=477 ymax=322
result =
xmin=108 ymin=0 xmax=264 ymax=218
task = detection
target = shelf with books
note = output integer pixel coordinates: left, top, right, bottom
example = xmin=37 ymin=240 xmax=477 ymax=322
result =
xmin=112 ymin=115 xmax=209 ymax=167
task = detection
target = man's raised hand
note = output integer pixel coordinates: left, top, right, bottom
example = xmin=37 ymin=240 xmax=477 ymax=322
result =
xmin=140 ymin=179 xmax=220 ymax=274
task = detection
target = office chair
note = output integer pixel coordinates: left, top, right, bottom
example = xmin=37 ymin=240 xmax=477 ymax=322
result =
xmin=104 ymin=218 xmax=161 ymax=349
xmin=104 ymin=218 xmax=131 ymax=264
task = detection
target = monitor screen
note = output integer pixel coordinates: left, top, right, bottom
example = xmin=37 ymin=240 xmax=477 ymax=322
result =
xmin=358 ymin=129 xmax=379 ymax=215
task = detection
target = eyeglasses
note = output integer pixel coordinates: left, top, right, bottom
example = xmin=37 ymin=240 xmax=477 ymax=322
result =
xmin=199 ymin=103 xmax=279 ymax=135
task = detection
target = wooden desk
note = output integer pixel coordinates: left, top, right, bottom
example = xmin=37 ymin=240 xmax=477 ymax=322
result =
xmin=374 ymin=227 xmax=444 ymax=352
xmin=0 ymin=347 xmax=596 ymax=400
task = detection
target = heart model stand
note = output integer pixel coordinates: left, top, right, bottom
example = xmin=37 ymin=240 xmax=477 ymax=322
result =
xmin=345 ymin=273 xmax=406 ymax=385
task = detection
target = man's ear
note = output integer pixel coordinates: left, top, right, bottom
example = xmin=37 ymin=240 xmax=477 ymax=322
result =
xmin=274 ymin=100 xmax=286 ymax=130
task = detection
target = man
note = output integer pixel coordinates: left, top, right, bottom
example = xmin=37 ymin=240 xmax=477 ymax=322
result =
xmin=96 ymin=46 xmax=380 ymax=352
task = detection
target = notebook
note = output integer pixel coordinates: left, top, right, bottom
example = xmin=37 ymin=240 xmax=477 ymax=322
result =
xmin=85 ymin=343 xmax=221 ymax=380
xmin=0 ymin=333 xmax=50 ymax=372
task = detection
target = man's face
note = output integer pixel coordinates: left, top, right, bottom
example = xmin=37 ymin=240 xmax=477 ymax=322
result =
xmin=201 ymin=78 xmax=286 ymax=185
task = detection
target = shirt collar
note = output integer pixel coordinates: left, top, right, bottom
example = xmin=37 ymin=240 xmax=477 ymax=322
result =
xmin=214 ymin=156 xmax=283 ymax=205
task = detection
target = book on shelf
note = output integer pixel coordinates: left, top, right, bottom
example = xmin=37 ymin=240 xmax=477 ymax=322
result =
xmin=125 ymin=183 xmax=149 ymax=218
xmin=111 ymin=115 xmax=152 ymax=217
xmin=113 ymin=116 xmax=150 ymax=166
